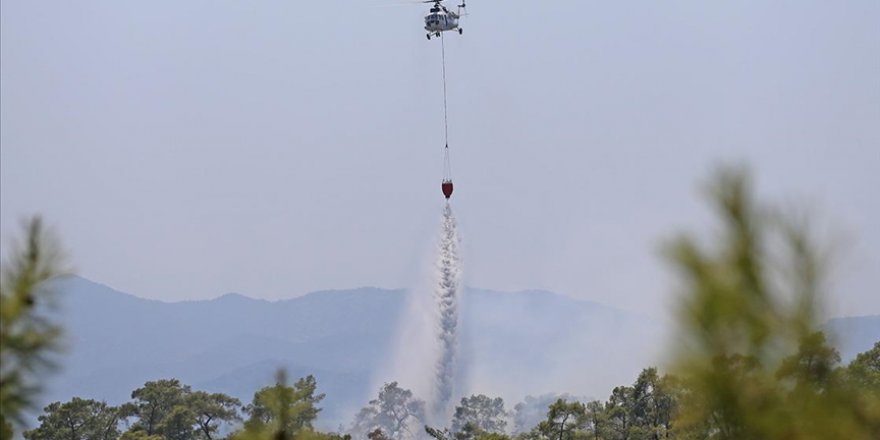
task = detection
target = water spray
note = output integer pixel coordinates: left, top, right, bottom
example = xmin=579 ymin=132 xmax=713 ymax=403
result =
xmin=430 ymin=202 xmax=462 ymax=421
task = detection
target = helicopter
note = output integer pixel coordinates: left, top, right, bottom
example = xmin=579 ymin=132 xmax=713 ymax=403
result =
xmin=422 ymin=0 xmax=467 ymax=40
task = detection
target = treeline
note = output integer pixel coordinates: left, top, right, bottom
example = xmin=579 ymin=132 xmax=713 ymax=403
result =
xmin=5 ymin=167 xmax=880 ymax=440
xmin=21 ymin=338 xmax=880 ymax=440
xmin=23 ymin=373 xmax=336 ymax=440
xmin=488 ymin=339 xmax=878 ymax=440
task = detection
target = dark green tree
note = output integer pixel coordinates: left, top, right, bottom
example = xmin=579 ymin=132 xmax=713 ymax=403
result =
xmin=652 ymin=375 xmax=680 ymax=439
xmin=629 ymin=368 xmax=679 ymax=440
xmin=534 ymin=399 xmax=584 ymax=440
xmin=243 ymin=375 xmax=324 ymax=434
xmin=582 ymin=401 xmax=605 ymax=440
xmin=0 ymin=217 xmax=67 ymax=440
xmin=351 ymin=382 xmax=425 ymax=440
xmin=188 ymin=391 xmax=241 ymax=440
xmin=233 ymin=371 xmax=345 ymax=440
xmin=119 ymin=431 xmax=163 ymax=440
xmin=604 ymin=387 xmax=633 ymax=440
xmin=843 ymin=341 xmax=880 ymax=437
xmin=846 ymin=341 xmax=880 ymax=390
xmin=128 ymin=379 xmax=192 ymax=437
xmin=474 ymin=432 xmax=510 ymax=440
xmin=512 ymin=395 xmax=572 ymax=435
xmin=424 ymin=426 xmax=450 ymax=440
xmin=426 ymin=425 xmax=511 ymax=440
xmin=23 ymin=398 xmax=129 ymax=440
xmin=470 ymin=433 xmax=510 ymax=440
xmin=776 ymin=331 xmax=841 ymax=391
xmin=453 ymin=424 xmax=480 ymax=440
xmin=451 ymin=395 xmax=508 ymax=435
xmin=159 ymin=407 xmax=195 ymax=440
xmin=367 ymin=428 xmax=391 ymax=440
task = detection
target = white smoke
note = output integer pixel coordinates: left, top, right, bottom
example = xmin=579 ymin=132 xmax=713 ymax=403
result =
xmin=374 ymin=203 xmax=463 ymax=432
xmin=430 ymin=202 xmax=462 ymax=422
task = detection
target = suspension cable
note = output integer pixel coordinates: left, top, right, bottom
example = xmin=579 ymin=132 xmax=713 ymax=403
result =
xmin=441 ymin=32 xmax=451 ymax=180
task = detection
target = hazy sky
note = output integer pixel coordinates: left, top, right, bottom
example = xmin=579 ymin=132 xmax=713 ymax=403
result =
xmin=2 ymin=0 xmax=878 ymax=319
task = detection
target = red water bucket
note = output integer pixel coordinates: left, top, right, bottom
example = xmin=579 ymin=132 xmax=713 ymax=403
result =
xmin=441 ymin=180 xmax=454 ymax=199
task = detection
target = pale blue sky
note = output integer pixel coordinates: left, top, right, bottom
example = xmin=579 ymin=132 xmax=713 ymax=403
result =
xmin=2 ymin=0 xmax=878 ymax=318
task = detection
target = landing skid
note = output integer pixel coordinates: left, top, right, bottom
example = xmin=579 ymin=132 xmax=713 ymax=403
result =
xmin=426 ymin=29 xmax=462 ymax=40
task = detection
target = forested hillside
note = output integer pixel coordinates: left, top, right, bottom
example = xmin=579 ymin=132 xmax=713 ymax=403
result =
xmin=41 ymin=278 xmax=665 ymax=427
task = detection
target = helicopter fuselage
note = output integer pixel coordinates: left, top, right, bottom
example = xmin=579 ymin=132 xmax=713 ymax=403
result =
xmin=424 ymin=10 xmax=459 ymax=33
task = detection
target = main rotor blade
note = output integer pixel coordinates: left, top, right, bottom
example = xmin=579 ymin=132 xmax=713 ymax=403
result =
xmin=374 ymin=0 xmax=438 ymax=4
xmin=372 ymin=1 xmax=425 ymax=7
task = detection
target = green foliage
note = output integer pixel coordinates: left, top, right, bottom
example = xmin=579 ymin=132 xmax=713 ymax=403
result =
xmin=367 ymin=429 xmax=390 ymax=440
xmin=581 ymin=401 xmax=605 ymax=440
xmin=512 ymin=395 xmax=575 ymax=435
xmin=0 ymin=217 xmax=67 ymax=439
xmin=129 ymin=380 xmax=192 ymax=437
xmin=161 ymin=406 xmax=196 ymax=440
xmin=425 ymin=426 xmax=450 ymax=440
xmin=424 ymin=394 xmax=509 ymax=440
xmin=628 ymin=368 xmax=679 ymax=440
xmin=351 ymin=382 xmax=425 ymax=440
xmin=534 ymin=399 xmax=585 ymax=440
xmin=427 ymin=424 xmax=512 ymax=440
xmin=188 ymin=391 xmax=242 ymax=440
xmin=119 ymin=431 xmax=163 ymax=440
xmin=471 ymin=433 xmax=511 ymax=440
xmin=120 ymin=379 xmax=240 ymax=440
xmin=243 ymin=374 xmax=324 ymax=435
xmin=453 ymin=424 xmax=481 ymax=440
xmin=25 ymin=373 xmax=347 ymax=440
xmin=290 ymin=430 xmax=349 ymax=440
xmin=842 ymin=342 xmax=880 ymax=439
xmin=451 ymin=395 xmax=508 ymax=435
xmin=23 ymin=398 xmax=127 ymax=440
xmin=844 ymin=341 xmax=880 ymax=390
xmin=603 ymin=387 xmax=632 ymax=440
xmin=664 ymin=166 xmax=880 ymax=439
xmin=234 ymin=371 xmax=332 ymax=440
xmin=500 ymin=370 xmax=683 ymax=440
xmin=775 ymin=331 xmax=840 ymax=389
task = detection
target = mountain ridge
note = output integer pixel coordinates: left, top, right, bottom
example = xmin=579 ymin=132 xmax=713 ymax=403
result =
xmin=61 ymin=276 xmax=627 ymax=308
xmin=38 ymin=276 xmax=879 ymax=430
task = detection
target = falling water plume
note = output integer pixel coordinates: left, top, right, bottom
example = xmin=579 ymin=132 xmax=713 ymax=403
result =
xmin=431 ymin=202 xmax=462 ymax=421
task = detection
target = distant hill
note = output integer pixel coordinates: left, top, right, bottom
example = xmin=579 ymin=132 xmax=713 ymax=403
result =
xmin=44 ymin=277 xmax=406 ymax=427
xmin=38 ymin=277 xmax=878 ymax=430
